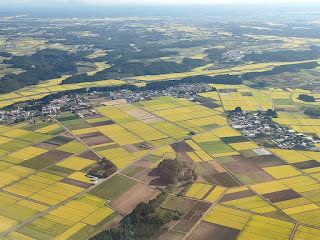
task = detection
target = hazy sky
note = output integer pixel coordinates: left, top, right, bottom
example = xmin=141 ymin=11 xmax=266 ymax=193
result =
xmin=6 ymin=0 xmax=320 ymax=5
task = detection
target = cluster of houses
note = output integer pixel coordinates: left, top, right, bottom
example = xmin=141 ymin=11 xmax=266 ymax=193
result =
xmin=0 ymin=109 xmax=41 ymax=123
xmin=229 ymin=110 xmax=319 ymax=149
xmin=0 ymin=94 xmax=87 ymax=124
xmin=108 ymin=83 xmax=210 ymax=103
xmin=221 ymin=50 xmax=251 ymax=61
xmin=0 ymin=42 xmax=18 ymax=50
xmin=42 ymin=95 xmax=87 ymax=116
xmin=0 ymin=83 xmax=210 ymax=124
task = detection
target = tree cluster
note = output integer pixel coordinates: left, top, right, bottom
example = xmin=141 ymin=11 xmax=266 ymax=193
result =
xmin=243 ymin=48 xmax=320 ymax=63
xmin=242 ymin=61 xmax=319 ymax=80
xmin=156 ymin=159 xmax=183 ymax=184
xmin=61 ymin=58 xmax=206 ymax=84
xmin=298 ymin=94 xmax=316 ymax=102
xmin=90 ymin=191 xmax=180 ymax=240
xmin=0 ymin=49 xmax=93 ymax=94
xmin=266 ymin=109 xmax=278 ymax=118
xmin=87 ymin=157 xmax=117 ymax=178
xmin=0 ymin=52 xmax=12 ymax=58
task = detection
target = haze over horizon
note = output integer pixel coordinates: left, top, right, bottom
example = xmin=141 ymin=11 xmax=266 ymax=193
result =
xmin=3 ymin=0 xmax=320 ymax=6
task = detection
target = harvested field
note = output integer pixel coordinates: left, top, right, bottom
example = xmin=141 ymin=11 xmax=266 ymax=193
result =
xmin=34 ymin=142 xmax=58 ymax=150
xmin=91 ymin=120 xmax=115 ymax=127
xmin=210 ymin=161 xmax=226 ymax=173
xmin=40 ymin=150 xmax=73 ymax=161
xmin=293 ymin=160 xmax=320 ymax=170
xmin=249 ymin=155 xmax=286 ymax=168
xmin=201 ymin=102 xmax=220 ymax=109
xmin=181 ymin=152 xmax=195 ymax=164
xmin=191 ymin=201 xmax=212 ymax=212
xmin=60 ymin=178 xmax=92 ymax=189
xmin=174 ymin=219 xmax=198 ymax=233
xmin=80 ymin=135 xmax=113 ymax=146
xmin=78 ymin=150 xmax=101 ymax=161
xmin=109 ymin=183 xmax=156 ymax=214
xmin=171 ymin=141 xmax=194 ymax=153
xmin=223 ymin=161 xmax=261 ymax=174
xmin=178 ymin=199 xmax=197 ymax=212
xmin=76 ymin=131 xmax=101 ymax=138
xmin=122 ymin=144 xmax=140 ymax=153
xmin=125 ymin=108 xmax=162 ymax=123
xmin=188 ymin=221 xmax=240 ymax=240
xmin=140 ymin=171 xmax=166 ymax=186
xmin=219 ymin=190 xmax=256 ymax=202
xmin=199 ymin=162 xmax=218 ymax=174
xmin=156 ymin=230 xmax=185 ymax=240
xmin=262 ymin=189 xmax=302 ymax=203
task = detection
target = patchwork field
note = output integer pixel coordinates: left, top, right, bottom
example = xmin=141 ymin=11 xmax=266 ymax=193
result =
xmin=2 ymin=89 xmax=320 ymax=240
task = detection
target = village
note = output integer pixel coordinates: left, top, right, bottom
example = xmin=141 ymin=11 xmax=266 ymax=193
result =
xmin=228 ymin=109 xmax=320 ymax=150
xmin=0 ymin=82 xmax=210 ymax=124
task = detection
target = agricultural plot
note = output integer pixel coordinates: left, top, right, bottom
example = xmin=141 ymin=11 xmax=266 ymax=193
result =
xmin=217 ymin=87 xmax=273 ymax=111
xmin=4 ymin=86 xmax=320 ymax=239
xmin=89 ymin=174 xmax=138 ymax=201
xmin=263 ymin=89 xmax=296 ymax=109
xmin=238 ymin=214 xmax=295 ymax=240
xmin=12 ymin=194 xmax=116 ymax=240
xmin=203 ymin=205 xmax=251 ymax=230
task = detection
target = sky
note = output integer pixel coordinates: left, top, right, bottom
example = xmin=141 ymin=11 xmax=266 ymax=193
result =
xmin=5 ymin=0 xmax=320 ymax=5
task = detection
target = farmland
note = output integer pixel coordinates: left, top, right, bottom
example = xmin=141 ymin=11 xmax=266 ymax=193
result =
xmin=1 ymin=90 xmax=320 ymax=239
xmin=3 ymin=6 xmax=320 ymax=240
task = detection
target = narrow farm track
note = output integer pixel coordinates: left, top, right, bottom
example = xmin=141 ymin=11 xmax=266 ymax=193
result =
xmin=51 ymin=115 xmax=102 ymax=159
xmin=182 ymin=190 xmax=228 ymax=240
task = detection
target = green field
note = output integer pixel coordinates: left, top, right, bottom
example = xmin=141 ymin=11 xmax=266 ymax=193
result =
xmin=89 ymin=174 xmax=138 ymax=201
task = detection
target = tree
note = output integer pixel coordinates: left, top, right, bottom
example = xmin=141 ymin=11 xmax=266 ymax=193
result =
xmin=266 ymin=109 xmax=278 ymax=118
xmin=87 ymin=157 xmax=117 ymax=178
xmin=298 ymin=94 xmax=315 ymax=102
xmin=156 ymin=159 xmax=183 ymax=184
xmin=235 ymin=106 xmax=242 ymax=113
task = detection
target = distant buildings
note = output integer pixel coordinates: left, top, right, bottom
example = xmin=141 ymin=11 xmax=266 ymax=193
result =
xmin=229 ymin=110 xmax=318 ymax=150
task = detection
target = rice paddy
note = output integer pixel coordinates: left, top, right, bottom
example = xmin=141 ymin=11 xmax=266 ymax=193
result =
xmin=2 ymin=87 xmax=320 ymax=240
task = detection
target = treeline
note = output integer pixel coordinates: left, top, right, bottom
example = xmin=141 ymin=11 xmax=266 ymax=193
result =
xmin=90 ymin=191 xmax=181 ymax=240
xmin=226 ymin=25 xmax=320 ymax=40
xmin=3 ymin=48 xmax=92 ymax=73
xmin=0 ymin=69 xmax=61 ymax=94
xmin=61 ymin=58 xmax=206 ymax=84
xmin=62 ymin=60 xmax=317 ymax=87
xmin=0 ymin=49 xmax=93 ymax=94
xmin=205 ymin=48 xmax=226 ymax=61
xmin=0 ymin=52 xmax=12 ymax=58
xmin=243 ymin=47 xmax=320 ymax=63
xmin=242 ymin=61 xmax=318 ymax=80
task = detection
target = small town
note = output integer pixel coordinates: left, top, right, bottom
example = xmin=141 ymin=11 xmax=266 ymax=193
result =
xmin=228 ymin=110 xmax=320 ymax=150
xmin=0 ymin=83 xmax=210 ymax=124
